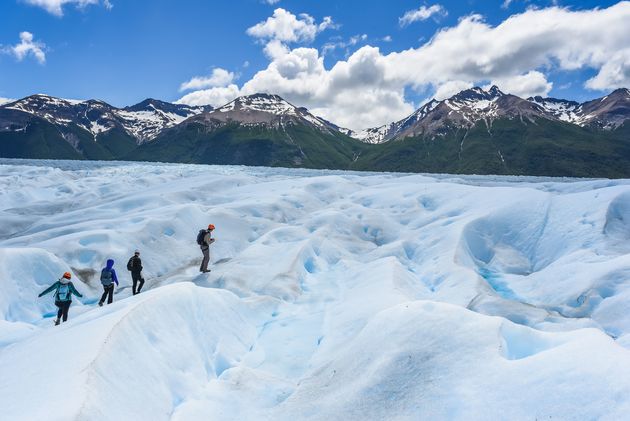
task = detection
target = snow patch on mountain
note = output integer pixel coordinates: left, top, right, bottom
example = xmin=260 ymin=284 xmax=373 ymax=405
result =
xmin=529 ymin=88 xmax=630 ymax=129
xmin=351 ymin=123 xmax=397 ymax=144
xmin=229 ymin=94 xmax=293 ymax=115
xmin=351 ymin=100 xmax=441 ymax=143
xmin=528 ymin=96 xmax=581 ymax=123
xmin=116 ymin=108 xmax=200 ymax=142
xmin=442 ymin=86 xmax=504 ymax=121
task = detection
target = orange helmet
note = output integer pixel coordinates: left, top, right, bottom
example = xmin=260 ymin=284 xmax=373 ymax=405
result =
xmin=62 ymin=272 xmax=72 ymax=279
xmin=208 ymin=224 xmax=215 ymax=230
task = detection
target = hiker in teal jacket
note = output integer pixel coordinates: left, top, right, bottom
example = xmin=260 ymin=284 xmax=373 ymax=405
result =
xmin=38 ymin=272 xmax=83 ymax=325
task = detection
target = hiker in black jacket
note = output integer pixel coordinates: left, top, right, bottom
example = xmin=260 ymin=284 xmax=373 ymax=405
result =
xmin=127 ymin=250 xmax=144 ymax=295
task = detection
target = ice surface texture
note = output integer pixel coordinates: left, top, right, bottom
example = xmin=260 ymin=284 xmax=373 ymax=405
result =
xmin=1 ymin=159 xmax=630 ymax=420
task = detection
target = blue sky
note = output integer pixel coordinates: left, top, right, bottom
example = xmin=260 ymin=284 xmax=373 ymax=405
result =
xmin=0 ymin=0 xmax=628 ymax=129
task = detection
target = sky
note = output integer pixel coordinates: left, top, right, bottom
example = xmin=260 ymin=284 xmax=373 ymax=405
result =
xmin=0 ymin=0 xmax=628 ymax=130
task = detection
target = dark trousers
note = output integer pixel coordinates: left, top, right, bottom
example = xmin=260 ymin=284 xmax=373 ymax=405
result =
xmin=99 ymin=284 xmax=114 ymax=304
xmin=55 ymin=301 xmax=71 ymax=322
xmin=200 ymin=247 xmax=210 ymax=272
xmin=132 ymin=272 xmax=144 ymax=295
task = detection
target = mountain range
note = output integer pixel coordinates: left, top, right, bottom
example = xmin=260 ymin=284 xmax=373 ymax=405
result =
xmin=1 ymin=87 xmax=629 ymax=177
xmin=350 ymin=86 xmax=630 ymax=143
xmin=0 ymin=95 xmax=211 ymax=160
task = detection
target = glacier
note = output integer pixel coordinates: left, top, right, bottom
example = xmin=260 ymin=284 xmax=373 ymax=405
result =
xmin=1 ymin=159 xmax=630 ymax=420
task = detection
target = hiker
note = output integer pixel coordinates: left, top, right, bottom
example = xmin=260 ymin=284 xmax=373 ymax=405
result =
xmin=197 ymin=224 xmax=216 ymax=273
xmin=38 ymin=272 xmax=83 ymax=325
xmin=127 ymin=250 xmax=144 ymax=295
xmin=98 ymin=259 xmax=119 ymax=306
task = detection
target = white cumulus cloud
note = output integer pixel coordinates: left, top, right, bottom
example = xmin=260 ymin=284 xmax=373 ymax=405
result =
xmin=387 ymin=4 xmax=630 ymax=94
xmin=502 ymin=0 xmax=515 ymax=9
xmin=179 ymin=68 xmax=236 ymax=92
xmin=246 ymin=8 xmax=336 ymax=60
xmin=322 ymin=34 xmax=368 ymax=56
xmin=247 ymin=8 xmax=334 ymax=44
xmin=489 ymin=71 xmax=553 ymax=98
xmin=585 ymin=49 xmax=630 ymax=91
xmin=23 ymin=0 xmax=112 ymax=16
xmin=178 ymin=3 xmax=630 ymax=131
xmin=433 ymin=80 xmax=473 ymax=100
xmin=237 ymin=45 xmax=415 ymax=130
xmin=176 ymin=84 xmax=241 ymax=108
xmin=2 ymin=31 xmax=47 ymax=64
xmin=399 ymin=4 xmax=448 ymax=27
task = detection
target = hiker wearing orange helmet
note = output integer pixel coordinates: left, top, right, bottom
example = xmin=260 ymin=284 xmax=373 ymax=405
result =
xmin=38 ymin=272 xmax=83 ymax=325
xmin=197 ymin=224 xmax=216 ymax=273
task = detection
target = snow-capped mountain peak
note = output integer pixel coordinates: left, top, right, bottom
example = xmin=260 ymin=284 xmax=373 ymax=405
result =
xmin=124 ymin=98 xmax=210 ymax=116
xmin=451 ymin=85 xmax=504 ymax=103
xmin=205 ymin=93 xmax=332 ymax=131
xmin=118 ymin=99 xmax=210 ymax=142
xmin=487 ymin=85 xmax=505 ymax=97
xmin=6 ymin=94 xmax=84 ymax=113
xmin=352 ymin=86 xmax=556 ymax=143
xmin=528 ymin=88 xmax=630 ymax=129
xmin=443 ymin=86 xmax=508 ymax=116
xmin=217 ymin=93 xmax=298 ymax=116
xmin=349 ymin=99 xmax=442 ymax=144
xmin=1 ymin=94 xmax=211 ymax=143
xmin=574 ymin=87 xmax=630 ymax=129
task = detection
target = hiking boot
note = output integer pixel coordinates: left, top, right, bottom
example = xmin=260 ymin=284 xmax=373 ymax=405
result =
xmin=98 ymin=301 xmax=103 ymax=307
xmin=54 ymin=319 xmax=60 ymax=326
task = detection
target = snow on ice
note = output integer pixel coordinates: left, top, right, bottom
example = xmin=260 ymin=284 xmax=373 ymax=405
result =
xmin=1 ymin=159 xmax=630 ymax=420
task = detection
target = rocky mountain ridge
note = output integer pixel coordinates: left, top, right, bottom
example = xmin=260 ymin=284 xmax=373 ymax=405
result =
xmin=353 ymin=86 xmax=630 ymax=143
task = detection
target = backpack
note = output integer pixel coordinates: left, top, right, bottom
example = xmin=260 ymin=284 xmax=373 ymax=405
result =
xmin=100 ymin=268 xmax=113 ymax=286
xmin=196 ymin=229 xmax=207 ymax=246
xmin=56 ymin=283 xmax=71 ymax=301
xmin=127 ymin=258 xmax=133 ymax=271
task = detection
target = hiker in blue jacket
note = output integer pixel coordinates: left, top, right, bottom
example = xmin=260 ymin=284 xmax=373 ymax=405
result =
xmin=38 ymin=271 xmax=83 ymax=325
xmin=98 ymin=259 xmax=119 ymax=307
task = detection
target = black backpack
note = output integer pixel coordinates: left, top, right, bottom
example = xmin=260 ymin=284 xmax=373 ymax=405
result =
xmin=127 ymin=257 xmax=133 ymax=271
xmin=196 ymin=229 xmax=207 ymax=246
